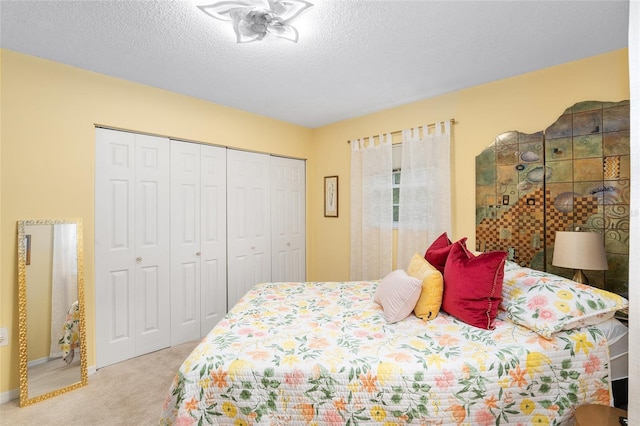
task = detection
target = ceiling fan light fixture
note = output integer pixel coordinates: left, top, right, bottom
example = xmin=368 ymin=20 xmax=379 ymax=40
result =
xmin=198 ymin=0 xmax=313 ymax=43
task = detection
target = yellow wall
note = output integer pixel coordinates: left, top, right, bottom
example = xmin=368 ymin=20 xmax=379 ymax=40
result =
xmin=0 ymin=47 xmax=629 ymax=397
xmin=309 ymin=49 xmax=630 ymax=281
xmin=0 ymin=49 xmax=314 ymax=394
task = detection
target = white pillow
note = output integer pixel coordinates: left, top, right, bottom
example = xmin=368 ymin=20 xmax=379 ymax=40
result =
xmin=499 ymin=265 xmax=628 ymax=339
xmin=374 ymin=270 xmax=422 ymax=323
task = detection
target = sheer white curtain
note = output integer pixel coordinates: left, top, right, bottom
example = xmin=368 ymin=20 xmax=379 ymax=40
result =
xmin=627 ymin=1 xmax=639 ymax=422
xmin=396 ymin=121 xmax=451 ymax=270
xmin=50 ymin=224 xmax=78 ymax=357
xmin=350 ymin=135 xmax=393 ymax=280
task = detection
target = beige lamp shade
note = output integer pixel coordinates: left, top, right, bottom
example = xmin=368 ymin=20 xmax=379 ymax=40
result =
xmin=552 ymin=231 xmax=608 ymax=271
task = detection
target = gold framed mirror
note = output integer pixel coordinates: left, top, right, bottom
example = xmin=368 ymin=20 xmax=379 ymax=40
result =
xmin=17 ymin=218 xmax=88 ymax=407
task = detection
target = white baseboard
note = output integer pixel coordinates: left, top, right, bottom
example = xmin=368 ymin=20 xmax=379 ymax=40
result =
xmin=0 ymin=388 xmax=19 ymax=405
xmin=0 ymin=364 xmax=97 ymax=404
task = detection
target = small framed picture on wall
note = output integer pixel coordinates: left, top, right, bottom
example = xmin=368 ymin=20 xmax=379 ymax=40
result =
xmin=324 ymin=176 xmax=338 ymax=217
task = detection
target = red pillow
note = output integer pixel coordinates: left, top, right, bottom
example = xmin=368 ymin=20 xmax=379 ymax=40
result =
xmin=441 ymin=241 xmax=507 ymax=330
xmin=424 ymin=232 xmax=467 ymax=274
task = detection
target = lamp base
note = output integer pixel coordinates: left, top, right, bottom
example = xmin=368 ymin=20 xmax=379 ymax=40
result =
xmin=572 ymin=269 xmax=589 ymax=284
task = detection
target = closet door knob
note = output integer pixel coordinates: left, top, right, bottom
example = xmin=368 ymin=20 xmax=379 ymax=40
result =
xmin=136 ymin=257 xmax=142 ymax=262
xmin=196 ymin=252 xmax=201 ymax=256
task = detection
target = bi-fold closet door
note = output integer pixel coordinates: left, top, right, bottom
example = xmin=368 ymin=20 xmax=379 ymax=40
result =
xmin=95 ymin=129 xmax=171 ymax=368
xmin=226 ymin=151 xmax=307 ymax=307
xmin=226 ymin=150 xmax=273 ymax=308
xmin=270 ymin=155 xmax=306 ymax=283
xmin=170 ymin=140 xmax=227 ymax=346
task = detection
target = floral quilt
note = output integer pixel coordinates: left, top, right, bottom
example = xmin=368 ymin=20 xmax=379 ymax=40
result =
xmin=59 ymin=300 xmax=80 ymax=364
xmin=160 ymin=281 xmax=612 ymax=425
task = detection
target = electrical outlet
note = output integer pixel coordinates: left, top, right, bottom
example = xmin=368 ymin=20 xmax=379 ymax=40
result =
xmin=0 ymin=327 xmax=9 ymax=346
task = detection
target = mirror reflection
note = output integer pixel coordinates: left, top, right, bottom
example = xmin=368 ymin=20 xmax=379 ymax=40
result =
xmin=18 ymin=219 xmax=87 ymax=406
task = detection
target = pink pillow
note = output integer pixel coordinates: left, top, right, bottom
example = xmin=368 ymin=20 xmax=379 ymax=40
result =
xmin=374 ymin=270 xmax=422 ymax=323
xmin=424 ymin=232 xmax=467 ymax=274
xmin=441 ymin=241 xmax=507 ymax=330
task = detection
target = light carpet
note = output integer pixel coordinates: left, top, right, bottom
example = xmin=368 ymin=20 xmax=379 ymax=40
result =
xmin=0 ymin=340 xmax=199 ymax=426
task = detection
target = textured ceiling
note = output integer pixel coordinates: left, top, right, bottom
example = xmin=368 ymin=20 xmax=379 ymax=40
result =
xmin=0 ymin=0 xmax=630 ymax=128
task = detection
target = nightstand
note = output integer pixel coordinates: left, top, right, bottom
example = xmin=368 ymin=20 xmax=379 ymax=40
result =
xmin=574 ymin=404 xmax=627 ymax=426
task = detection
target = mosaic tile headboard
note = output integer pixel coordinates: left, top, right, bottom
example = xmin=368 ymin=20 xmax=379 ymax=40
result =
xmin=475 ymin=100 xmax=629 ymax=297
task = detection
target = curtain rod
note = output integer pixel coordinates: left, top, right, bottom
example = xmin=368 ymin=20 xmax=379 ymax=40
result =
xmin=347 ymin=118 xmax=457 ymax=144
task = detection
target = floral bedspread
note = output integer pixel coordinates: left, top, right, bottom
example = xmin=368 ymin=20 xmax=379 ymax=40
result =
xmin=58 ymin=300 xmax=80 ymax=364
xmin=160 ymin=281 xmax=612 ymax=425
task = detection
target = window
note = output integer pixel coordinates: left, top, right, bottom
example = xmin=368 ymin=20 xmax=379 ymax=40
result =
xmin=392 ymin=169 xmax=401 ymax=225
xmin=392 ymin=144 xmax=402 ymax=227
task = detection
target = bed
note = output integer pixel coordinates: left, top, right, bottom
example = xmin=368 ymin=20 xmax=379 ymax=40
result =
xmin=160 ymin=237 xmax=628 ymax=425
xmin=59 ymin=300 xmax=80 ymax=364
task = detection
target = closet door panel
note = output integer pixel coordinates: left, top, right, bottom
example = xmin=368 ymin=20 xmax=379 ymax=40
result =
xmin=271 ymin=156 xmax=306 ymax=282
xmin=180 ymin=263 xmax=198 ymax=320
xmin=109 ymin=270 xmax=131 ymax=341
xmin=139 ymin=265 xmax=160 ymax=333
xmin=171 ymin=141 xmax=202 ymax=344
xmin=134 ymin=135 xmax=171 ymax=354
xmin=227 ymin=150 xmax=271 ymax=308
xmin=201 ymin=258 xmax=222 ymax=331
xmin=200 ymin=145 xmax=227 ymax=335
xmin=95 ymin=129 xmax=136 ymax=367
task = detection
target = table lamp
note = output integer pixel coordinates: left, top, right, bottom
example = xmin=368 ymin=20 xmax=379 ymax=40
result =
xmin=552 ymin=231 xmax=608 ymax=284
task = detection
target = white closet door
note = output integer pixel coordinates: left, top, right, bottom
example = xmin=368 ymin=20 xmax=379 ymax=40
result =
xmin=170 ymin=141 xmax=201 ymax=344
xmin=227 ymin=150 xmax=272 ymax=308
xmin=171 ymin=141 xmax=228 ymax=344
xmin=134 ymin=134 xmax=171 ymax=355
xmin=271 ymin=156 xmax=306 ymax=282
xmin=95 ymin=129 xmax=170 ymax=368
xmin=200 ymin=145 xmax=227 ymax=335
xmin=95 ymin=129 xmax=135 ymax=367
